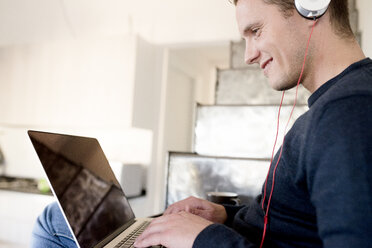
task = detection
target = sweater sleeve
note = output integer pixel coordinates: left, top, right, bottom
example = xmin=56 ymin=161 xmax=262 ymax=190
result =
xmin=192 ymin=203 xmax=260 ymax=247
xmin=223 ymin=204 xmax=245 ymax=227
xmin=305 ymin=96 xmax=372 ymax=247
xmin=193 ymin=224 xmax=257 ymax=248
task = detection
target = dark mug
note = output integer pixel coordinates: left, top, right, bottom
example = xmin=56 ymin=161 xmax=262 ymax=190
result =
xmin=206 ymin=192 xmax=241 ymax=206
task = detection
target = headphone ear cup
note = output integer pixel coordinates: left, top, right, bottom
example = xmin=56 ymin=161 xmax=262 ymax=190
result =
xmin=295 ymin=0 xmax=331 ymax=19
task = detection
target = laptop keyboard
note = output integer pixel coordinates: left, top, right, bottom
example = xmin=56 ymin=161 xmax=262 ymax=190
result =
xmin=114 ymin=221 xmax=151 ymax=248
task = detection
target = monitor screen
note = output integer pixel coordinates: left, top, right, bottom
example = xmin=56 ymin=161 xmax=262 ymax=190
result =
xmin=28 ymin=131 xmax=135 ymax=248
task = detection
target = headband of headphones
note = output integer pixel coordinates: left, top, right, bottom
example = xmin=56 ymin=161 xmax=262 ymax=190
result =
xmin=295 ymin=0 xmax=331 ymax=19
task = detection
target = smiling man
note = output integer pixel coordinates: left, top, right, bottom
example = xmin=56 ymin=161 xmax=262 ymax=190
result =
xmin=31 ymin=0 xmax=372 ymax=247
xmin=134 ymin=0 xmax=372 ymax=247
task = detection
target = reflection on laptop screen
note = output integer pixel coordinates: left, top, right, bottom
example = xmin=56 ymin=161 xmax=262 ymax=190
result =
xmin=29 ymin=131 xmax=135 ymax=248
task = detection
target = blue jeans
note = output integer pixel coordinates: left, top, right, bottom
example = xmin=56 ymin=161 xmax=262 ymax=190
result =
xmin=31 ymin=202 xmax=78 ymax=248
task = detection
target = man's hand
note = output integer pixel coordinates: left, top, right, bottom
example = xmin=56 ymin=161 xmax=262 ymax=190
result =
xmin=164 ymin=196 xmax=227 ymax=224
xmin=134 ymin=211 xmax=213 ymax=248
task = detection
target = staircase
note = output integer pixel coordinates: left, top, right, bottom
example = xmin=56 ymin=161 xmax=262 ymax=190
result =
xmin=165 ymin=1 xmax=361 ymax=207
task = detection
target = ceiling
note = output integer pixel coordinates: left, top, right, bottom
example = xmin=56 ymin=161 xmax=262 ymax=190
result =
xmin=0 ymin=0 xmax=240 ymax=46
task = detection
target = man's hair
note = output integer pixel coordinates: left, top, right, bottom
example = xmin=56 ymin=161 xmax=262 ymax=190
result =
xmin=233 ymin=0 xmax=354 ymax=38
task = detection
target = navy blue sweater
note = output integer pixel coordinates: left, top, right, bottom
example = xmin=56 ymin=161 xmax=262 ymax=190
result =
xmin=193 ymin=58 xmax=372 ymax=248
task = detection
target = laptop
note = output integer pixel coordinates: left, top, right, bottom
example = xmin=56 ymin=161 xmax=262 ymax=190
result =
xmin=28 ymin=130 xmax=161 ymax=248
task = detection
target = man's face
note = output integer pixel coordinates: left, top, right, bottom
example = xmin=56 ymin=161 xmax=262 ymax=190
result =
xmin=236 ymin=0 xmax=308 ymax=91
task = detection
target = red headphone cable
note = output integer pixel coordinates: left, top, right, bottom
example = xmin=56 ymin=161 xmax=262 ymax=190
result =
xmin=259 ymin=19 xmax=317 ymax=248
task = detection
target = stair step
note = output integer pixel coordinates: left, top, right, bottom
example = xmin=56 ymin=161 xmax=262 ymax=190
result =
xmin=166 ymin=152 xmax=269 ymax=207
xmin=216 ymin=68 xmax=310 ymax=105
xmin=194 ymin=105 xmax=308 ymax=158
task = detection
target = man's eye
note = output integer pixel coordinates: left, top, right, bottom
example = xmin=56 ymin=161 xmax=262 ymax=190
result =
xmin=252 ymin=28 xmax=259 ymax=34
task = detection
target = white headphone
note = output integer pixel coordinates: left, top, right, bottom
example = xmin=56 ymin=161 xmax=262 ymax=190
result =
xmin=295 ymin=0 xmax=331 ymax=19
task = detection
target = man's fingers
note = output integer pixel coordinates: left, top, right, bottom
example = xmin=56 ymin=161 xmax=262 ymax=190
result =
xmin=164 ymin=197 xmax=207 ymax=215
xmin=164 ymin=202 xmax=185 ymax=215
xmin=136 ymin=215 xmax=174 ymax=242
xmin=188 ymin=208 xmax=211 ymax=220
xmin=134 ymin=232 xmax=163 ymax=248
xmin=149 ymin=215 xmax=169 ymax=225
xmin=190 ymin=208 xmax=205 ymax=217
xmin=135 ymin=211 xmax=212 ymax=248
xmin=164 ymin=206 xmax=180 ymax=215
xmin=135 ymin=215 xmax=179 ymax=247
xmin=136 ymin=222 xmax=163 ymax=244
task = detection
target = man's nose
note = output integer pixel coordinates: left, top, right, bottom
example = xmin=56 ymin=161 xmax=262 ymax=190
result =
xmin=244 ymin=41 xmax=260 ymax=65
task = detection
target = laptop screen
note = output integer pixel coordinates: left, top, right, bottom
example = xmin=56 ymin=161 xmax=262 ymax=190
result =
xmin=28 ymin=131 xmax=135 ymax=248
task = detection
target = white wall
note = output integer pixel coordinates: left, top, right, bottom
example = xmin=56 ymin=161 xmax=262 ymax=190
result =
xmin=130 ymin=38 xmax=230 ymax=214
xmin=141 ymin=0 xmax=239 ymax=44
xmin=357 ymin=0 xmax=372 ymax=57
xmin=0 ymin=36 xmax=135 ymax=128
xmin=0 ymin=0 xmax=240 ymax=46
xmin=0 ymin=35 xmax=153 ymax=178
xmin=168 ymin=43 xmax=230 ymax=105
xmin=0 ymin=34 xmax=228 ymax=215
xmin=152 ymin=59 xmax=196 ymax=212
xmin=131 ymin=37 xmax=168 ymax=215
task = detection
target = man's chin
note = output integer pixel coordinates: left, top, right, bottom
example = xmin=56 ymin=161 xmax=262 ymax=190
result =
xmin=268 ymin=80 xmax=284 ymax=91
xmin=268 ymin=78 xmax=297 ymax=91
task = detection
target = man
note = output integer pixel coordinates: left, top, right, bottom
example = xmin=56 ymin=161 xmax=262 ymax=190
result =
xmin=134 ymin=0 xmax=372 ymax=247
xmin=32 ymin=0 xmax=372 ymax=247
